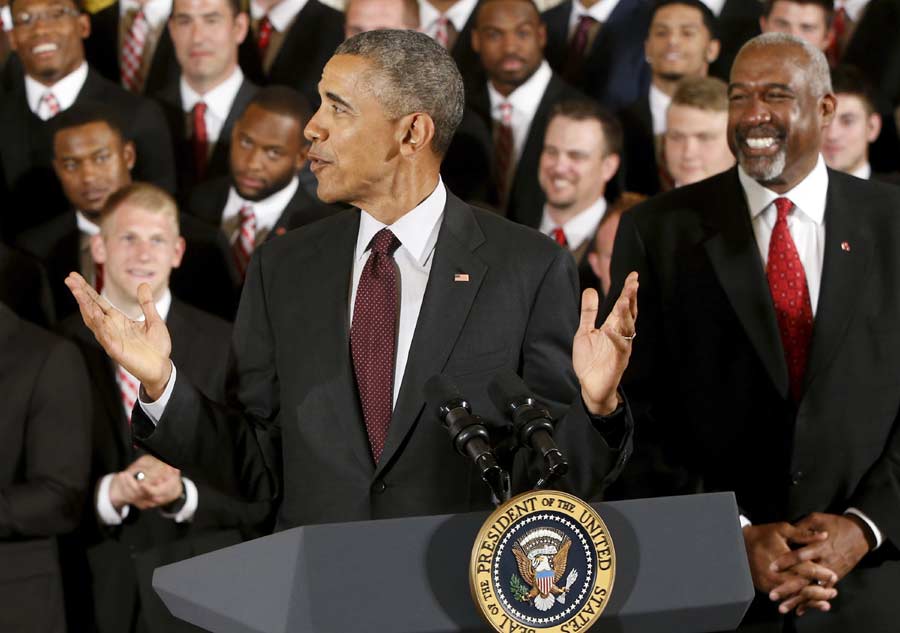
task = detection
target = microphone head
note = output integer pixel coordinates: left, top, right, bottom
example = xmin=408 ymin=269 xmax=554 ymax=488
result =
xmin=425 ymin=374 xmax=465 ymax=417
xmin=487 ymin=369 xmax=532 ymax=412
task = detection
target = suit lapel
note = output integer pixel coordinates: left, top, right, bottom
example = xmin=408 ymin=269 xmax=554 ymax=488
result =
xmin=703 ymin=170 xmax=789 ymax=396
xmin=802 ymin=173 xmax=871 ymax=393
xmin=375 ymin=194 xmax=487 ymax=476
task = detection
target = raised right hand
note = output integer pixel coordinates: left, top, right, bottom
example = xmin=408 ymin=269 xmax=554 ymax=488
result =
xmin=65 ymin=273 xmax=172 ymax=399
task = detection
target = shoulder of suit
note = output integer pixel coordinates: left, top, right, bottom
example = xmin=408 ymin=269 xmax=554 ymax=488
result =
xmin=829 ymin=168 xmax=900 ymax=222
xmin=1 ymin=304 xmax=75 ymax=365
xmin=17 ymin=214 xmax=77 ymax=256
xmin=465 ymin=203 xmax=563 ymax=259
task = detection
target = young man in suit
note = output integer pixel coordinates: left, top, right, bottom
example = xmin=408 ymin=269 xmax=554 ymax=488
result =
xmin=464 ymin=0 xmax=583 ymax=219
xmin=61 ymin=182 xmax=270 ymax=633
xmin=606 ymin=32 xmax=900 ymax=630
xmin=619 ymin=0 xmax=721 ymax=196
xmin=541 ymin=0 xmax=651 ymax=111
xmin=760 ymin=0 xmax=836 ymax=52
xmin=187 ymin=86 xmax=337 ymax=280
xmin=0 ymin=0 xmax=175 ymax=240
xmin=154 ymin=0 xmax=258 ymax=194
xmin=68 ymin=30 xmax=637 ymax=534
xmin=822 ymin=64 xmax=884 ymax=179
xmin=0 ymin=303 xmax=90 ymax=633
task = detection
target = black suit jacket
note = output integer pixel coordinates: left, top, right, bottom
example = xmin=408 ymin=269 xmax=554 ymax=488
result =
xmin=605 ymin=168 xmax=900 ymax=631
xmin=152 ymin=77 xmax=258 ymax=194
xmin=541 ymin=0 xmax=651 ymax=111
xmin=451 ymin=72 xmax=584 ymax=223
xmin=84 ymin=3 xmax=180 ymax=97
xmin=710 ymin=0 xmax=763 ymax=80
xmin=0 ymin=304 xmax=90 ymax=633
xmin=241 ymin=0 xmax=343 ymax=108
xmin=186 ymin=175 xmax=337 ymax=236
xmin=619 ymin=94 xmax=660 ymax=196
xmin=133 ymin=191 xmax=632 ymax=531
xmin=0 ymin=67 xmax=176 ymax=239
xmin=0 ymin=243 xmax=54 ymax=327
xmin=61 ymin=300 xmax=270 ymax=633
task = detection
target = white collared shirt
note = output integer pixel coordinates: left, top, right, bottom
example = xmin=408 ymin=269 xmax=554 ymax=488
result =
xmin=351 ymin=179 xmax=446 ymax=406
xmin=648 ymin=82 xmax=671 ymax=137
xmin=836 ymin=0 xmax=870 ymax=22
xmin=567 ymin=0 xmax=620 ymax=37
xmin=487 ymin=60 xmax=553 ymax=165
xmin=250 ymin=0 xmax=309 ymax=30
xmin=25 ymin=62 xmax=88 ymax=120
xmin=699 ymin=0 xmax=726 ymax=16
xmin=850 ymin=161 xmax=872 ymax=180
xmin=739 ymin=154 xmax=828 ymax=315
xmin=222 ymin=177 xmax=300 ymax=240
xmin=419 ymin=0 xmax=479 ymax=37
xmin=539 ymin=195 xmax=607 ymax=251
xmin=179 ymin=66 xmax=244 ymax=144
xmin=1 ymin=5 xmax=12 ymax=31
xmin=76 ymin=210 xmax=101 ymax=237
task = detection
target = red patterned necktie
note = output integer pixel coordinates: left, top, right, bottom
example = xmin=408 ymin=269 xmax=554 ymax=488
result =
xmin=494 ymin=102 xmax=514 ymax=208
xmin=766 ymin=197 xmax=814 ymax=401
xmin=563 ymin=15 xmax=598 ymax=82
xmin=116 ymin=364 xmax=140 ymax=423
xmin=94 ymin=262 xmax=104 ymax=293
xmin=121 ymin=8 xmax=149 ymax=92
xmin=351 ymin=228 xmax=401 ymax=463
xmin=40 ymin=92 xmax=61 ymax=119
xmin=191 ymin=101 xmax=209 ymax=180
xmin=233 ymin=204 xmax=257 ymax=279
xmin=827 ymin=6 xmax=847 ymax=66
xmin=257 ymin=16 xmax=274 ymax=58
xmin=551 ymin=227 xmax=568 ymax=248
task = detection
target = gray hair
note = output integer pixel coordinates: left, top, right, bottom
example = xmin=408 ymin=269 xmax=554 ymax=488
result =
xmin=735 ymin=32 xmax=833 ymax=98
xmin=335 ymin=30 xmax=465 ymax=156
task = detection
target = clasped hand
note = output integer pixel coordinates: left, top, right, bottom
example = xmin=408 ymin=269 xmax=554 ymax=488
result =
xmin=109 ymin=454 xmax=183 ymax=511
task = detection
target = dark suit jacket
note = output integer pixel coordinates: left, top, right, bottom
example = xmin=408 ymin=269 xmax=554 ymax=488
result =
xmin=133 ymin=191 xmax=632 ymax=531
xmin=186 ymin=175 xmax=337 ymax=236
xmin=84 ymin=3 xmax=180 ymax=97
xmin=604 ymin=168 xmax=900 ymax=632
xmin=0 ymin=67 xmax=176 ymax=239
xmin=619 ymin=93 xmax=661 ymax=197
xmin=541 ymin=0 xmax=651 ymax=111
xmin=152 ymin=77 xmax=258 ymax=194
xmin=710 ymin=0 xmax=764 ymax=81
xmin=61 ymin=300 xmax=270 ymax=633
xmin=241 ymin=0 xmax=343 ymax=108
xmin=451 ymin=72 xmax=584 ymax=223
xmin=0 ymin=304 xmax=90 ymax=633
xmin=0 ymin=242 xmax=54 ymax=328
xmin=451 ymin=3 xmax=487 ymax=97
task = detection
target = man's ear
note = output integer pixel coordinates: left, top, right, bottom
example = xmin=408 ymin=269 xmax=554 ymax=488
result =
xmin=867 ymin=112 xmax=882 ymax=143
xmin=90 ymin=233 xmax=107 ymax=265
xmin=171 ymin=236 xmax=186 ymax=269
xmin=123 ymin=141 xmax=136 ymax=171
xmin=399 ymin=112 xmax=436 ymax=157
xmin=601 ymin=153 xmax=621 ymax=184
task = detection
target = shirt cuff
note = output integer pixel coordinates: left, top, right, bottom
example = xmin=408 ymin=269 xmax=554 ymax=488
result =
xmin=739 ymin=514 xmax=752 ymax=528
xmin=845 ymin=507 xmax=883 ymax=550
xmin=138 ymin=362 xmax=177 ymax=425
xmin=96 ymin=474 xmax=131 ymax=525
xmin=159 ymin=477 xmax=198 ymax=523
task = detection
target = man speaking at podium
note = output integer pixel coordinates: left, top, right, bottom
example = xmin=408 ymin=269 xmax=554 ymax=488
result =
xmin=66 ymin=29 xmax=638 ymax=531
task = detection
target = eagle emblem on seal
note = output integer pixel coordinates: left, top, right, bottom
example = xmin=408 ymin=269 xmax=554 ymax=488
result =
xmin=512 ymin=527 xmax=579 ymax=612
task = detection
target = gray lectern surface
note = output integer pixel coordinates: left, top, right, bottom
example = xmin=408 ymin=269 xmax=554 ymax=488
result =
xmin=154 ymin=492 xmax=753 ymax=633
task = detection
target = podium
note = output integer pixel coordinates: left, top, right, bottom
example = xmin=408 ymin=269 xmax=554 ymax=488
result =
xmin=154 ymin=492 xmax=753 ymax=632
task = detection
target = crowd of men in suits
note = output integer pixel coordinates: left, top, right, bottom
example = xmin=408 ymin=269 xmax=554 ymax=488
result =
xmin=2 ymin=0 xmax=900 ymax=632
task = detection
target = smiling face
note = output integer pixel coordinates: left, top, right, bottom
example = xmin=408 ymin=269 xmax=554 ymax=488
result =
xmin=168 ymin=0 xmax=248 ymax=93
xmin=230 ymin=103 xmax=306 ymax=201
xmin=9 ymin=0 xmax=89 ymax=86
xmin=760 ymin=1 xmax=832 ymax=51
xmin=53 ymin=121 xmax=134 ymax=217
xmin=472 ymin=0 xmax=546 ymax=97
xmin=92 ymin=202 xmax=185 ymax=307
xmin=822 ymin=93 xmax=880 ymax=175
xmin=727 ymin=43 xmax=835 ymax=192
xmin=644 ymin=3 xmax=718 ymax=84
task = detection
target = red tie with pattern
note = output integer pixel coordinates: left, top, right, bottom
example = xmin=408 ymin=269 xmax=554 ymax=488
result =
xmin=40 ymin=92 xmax=61 ymax=118
xmin=257 ymin=16 xmax=274 ymax=58
xmin=551 ymin=227 xmax=568 ymax=248
xmin=351 ymin=228 xmax=401 ymax=462
xmin=494 ymin=102 xmax=514 ymax=208
xmin=191 ymin=102 xmax=209 ymax=180
xmin=116 ymin=364 xmax=140 ymax=423
xmin=233 ymin=204 xmax=257 ymax=279
xmin=767 ymin=197 xmax=814 ymax=401
xmin=121 ymin=8 xmax=149 ymax=92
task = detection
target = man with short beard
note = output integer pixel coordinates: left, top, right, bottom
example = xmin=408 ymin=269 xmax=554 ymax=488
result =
xmin=605 ymin=32 xmax=900 ymax=631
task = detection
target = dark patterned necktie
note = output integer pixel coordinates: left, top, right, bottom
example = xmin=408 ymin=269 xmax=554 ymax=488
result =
xmin=563 ymin=15 xmax=599 ymax=82
xmin=351 ymin=228 xmax=401 ymax=462
xmin=191 ymin=101 xmax=209 ymax=181
xmin=494 ymin=102 xmax=514 ymax=208
xmin=766 ymin=197 xmax=814 ymax=401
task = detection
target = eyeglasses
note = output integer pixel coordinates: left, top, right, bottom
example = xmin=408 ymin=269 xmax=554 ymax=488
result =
xmin=12 ymin=6 xmax=81 ymax=29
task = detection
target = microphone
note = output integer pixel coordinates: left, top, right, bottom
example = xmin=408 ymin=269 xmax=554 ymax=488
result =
xmin=425 ymin=374 xmax=510 ymax=504
xmin=487 ymin=370 xmax=568 ymax=488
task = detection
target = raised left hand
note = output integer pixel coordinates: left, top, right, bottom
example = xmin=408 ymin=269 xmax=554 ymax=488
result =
xmin=573 ymin=272 xmax=638 ymax=415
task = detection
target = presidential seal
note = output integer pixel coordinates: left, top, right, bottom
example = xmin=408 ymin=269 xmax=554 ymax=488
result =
xmin=470 ymin=491 xmax=615 ymax=633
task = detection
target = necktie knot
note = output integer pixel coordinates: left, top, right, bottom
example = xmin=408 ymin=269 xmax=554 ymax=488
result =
xmin=575 ymin=14 xmax=598 ymax=32
xmin=551 ymin=227 xmax=568 ymax=247
xmin=369 ymin=228 xmax=400 ymax=256
xmin=499 ymin=101 xmax=513 ymax=126
xmin=193 ymin=101 xmax=207 ymax=119
xmin=240 ymin=203 xmax=255 ymax=222
xmin=40 ymin=91 xmax=60 ymax=118
xmin=774 ymin=197 xmax=794 ymax=223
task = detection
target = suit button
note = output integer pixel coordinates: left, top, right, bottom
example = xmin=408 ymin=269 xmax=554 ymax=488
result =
xmin=372 ymin=480 xmax=387 ymax=494
xmin=791 ymin=471 xmax=804 ymax=485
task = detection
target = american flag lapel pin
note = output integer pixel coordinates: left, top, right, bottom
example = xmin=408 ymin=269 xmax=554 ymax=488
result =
xmin=841 ymin=241 xmax=851 ymax=252
xmin=454 ymin=273 xmax=470 ymax=282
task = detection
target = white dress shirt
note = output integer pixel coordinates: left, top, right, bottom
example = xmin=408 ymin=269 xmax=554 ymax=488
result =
xmin=75 ymin=210 xmax=101 ymax=237
xmin=836 ymin=0 xmax=870 ymax=22
xmin=699 ymin=0 xmax=726 ymax=16
xmin=222 ymin=177 xmax=300 ymax=242
xmin=1 ymin=5 xmax=12 ymax=31
xmin=96 ymin=289 xmax=200 ymax=526
xmin=179 ymin=66 xmax=245 ymax=144
xmin=648 ymin=82 xmax=671 ymax=137
xmin=539 ymin=195 xmax=607 ymax=251
xmin=25 ymin=61 xmax=88 ymax=120
xmin=419 ymin=0 xmax=479 ymax=36
xmin=250 ymin=0 xmax=309 ymax=29
xmin=487 ymin=60 xmax=553 ymax=166
xmin=850 ymin=161 xmax=872 ymax=180
xmin=566 ymin=0 xmax=620 ymax=36
xmin=140 ymin=179 xmax=447 ymax=417
xmin=737 ymin=154 xmax=883 ymax=548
